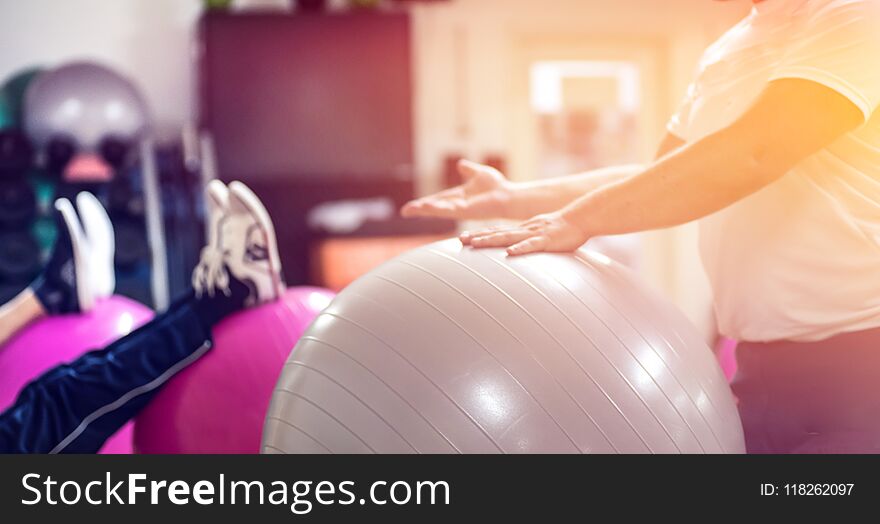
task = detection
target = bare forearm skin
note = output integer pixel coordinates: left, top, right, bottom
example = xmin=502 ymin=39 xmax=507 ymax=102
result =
xmin=564 ymin=79 xmax=864 ymax=238
xmin=506 ymin=131 xmax=685 ymax=219
xmin=0 ymin=288 xmax=47 ymax=346
xmin=508 ymin=164 xmax=644 ymax=219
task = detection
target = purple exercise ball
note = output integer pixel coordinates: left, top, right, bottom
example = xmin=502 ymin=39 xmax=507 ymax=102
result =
xmin=0 ymin=296 xmax=154 ymax=454
xmin=133 ymin=287 xmax=335 ymax=454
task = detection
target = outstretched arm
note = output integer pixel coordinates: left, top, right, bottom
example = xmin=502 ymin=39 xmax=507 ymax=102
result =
xmin=401 ymin=133 xmax=685 ymax=221
xmin=465 ymin=78 xmax=864 ymax=255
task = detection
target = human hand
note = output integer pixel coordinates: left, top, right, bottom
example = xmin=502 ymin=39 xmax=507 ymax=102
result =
xmin=401 ymin=159 xmax=516 ymax=220
xmin=461 ymin=210 xmax=591 ymax=256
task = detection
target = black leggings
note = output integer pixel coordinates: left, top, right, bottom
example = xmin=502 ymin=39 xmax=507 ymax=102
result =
xmin=0 ymin=294 xmax=213 ymax=453
xmin=732 ymin=327 xmax=880 ymax=453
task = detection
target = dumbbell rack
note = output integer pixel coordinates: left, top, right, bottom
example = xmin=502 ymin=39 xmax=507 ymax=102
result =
xmin=0 ymin=171 xmax=41 ymax=301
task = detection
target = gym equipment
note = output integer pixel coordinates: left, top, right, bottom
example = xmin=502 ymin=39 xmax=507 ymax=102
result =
xmin=0 ymin=90 xmax=10 ymax=130
xmin=0 ymin=178 xmax=36 ymax=229
xmin=262 ymin=240 xmax=745 ymax=454
xmin=24 ymin=61 xmax=149 ymax=147
xmin=0 ymin=67 xmax=43 ymax=128
xmin=134 ymin=287 xmax=335 ymax=454
xmin=0 ymin=295 xmax=154 ymax=454
xmin=0 ymin=231 xmax=41 ymax=283
xmin=44 ymin=136 xmax=76 ymax=174
xmin=0 ymin=129 xmax=34 ymax=176
xmin=24 ymin=62 xmax=149 ymax=179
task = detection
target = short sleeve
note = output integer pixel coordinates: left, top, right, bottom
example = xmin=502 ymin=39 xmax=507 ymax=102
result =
xmin=770 ymin=0 xmax=880 ymax=122
xmin=666 ymin=82 xmax=696 ymax=139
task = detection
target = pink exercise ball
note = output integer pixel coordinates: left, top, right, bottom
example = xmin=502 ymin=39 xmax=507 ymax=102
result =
xmin=133 ymin=287 xmax=335 ymax=454
xmin=0 ymin=295 xmax=154 ymax=454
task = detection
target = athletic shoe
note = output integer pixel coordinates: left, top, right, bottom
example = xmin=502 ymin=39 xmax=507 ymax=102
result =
xmin=192 ymin=179 xmax=230 ymax=298
xmin=31 ymin=198 xmax=94 ymax=314
xmin=75 ymin=192 xmax=115 ymax=299
xmin=225 ymin=181 xmax=284 ymax=306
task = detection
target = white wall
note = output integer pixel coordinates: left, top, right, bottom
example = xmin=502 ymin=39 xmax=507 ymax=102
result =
xmin=0 ymin=0 xmax=202 ymax=131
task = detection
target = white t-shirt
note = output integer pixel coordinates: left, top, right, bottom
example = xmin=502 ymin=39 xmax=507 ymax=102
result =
xmin=669 ymin=0 xmax=880 ymax=342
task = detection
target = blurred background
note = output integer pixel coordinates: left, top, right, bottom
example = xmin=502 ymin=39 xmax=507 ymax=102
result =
xmin=0 ymin=0 xmax=751 ymax=340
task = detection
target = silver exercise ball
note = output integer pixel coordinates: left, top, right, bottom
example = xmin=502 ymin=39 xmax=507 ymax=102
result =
xmin=24 ymin=61 xmax=149 ymax=149
xmin=262 ymin=239 xmax=745 ymax=454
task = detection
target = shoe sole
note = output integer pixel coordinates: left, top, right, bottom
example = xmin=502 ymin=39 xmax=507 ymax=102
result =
xmin=206 ymin=180 xmax=230 ymax=213
xmin=76 ymin=191 xmax=115 ymax=299
xmin=205 ymin=180 xmax=230 ymax=247
xmin=55 ymin=198 xmax=94 ymax=312
xmin=228 ymin=181 xmax=284 ymax=299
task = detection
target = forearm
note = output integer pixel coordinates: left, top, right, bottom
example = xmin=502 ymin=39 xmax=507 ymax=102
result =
xmin=507 ymin=131 xmax=684 ymax=218
xmin=565 ymin=131 xmax=781 ymax=236
xmin=509 ymin=164 xmax=644 ymax=218
xmin=0 ymin=289 xmax=46 ymax=346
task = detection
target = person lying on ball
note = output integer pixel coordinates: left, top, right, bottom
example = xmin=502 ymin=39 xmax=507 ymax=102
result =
xmin=403 ymin=0 xmax=880 ymax=453
xmin=0 ymin=180 xmax=284 ymax=453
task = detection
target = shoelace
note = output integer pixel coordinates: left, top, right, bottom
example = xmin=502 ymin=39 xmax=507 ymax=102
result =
xmin=192 ymin=245 xmax=231 ymax=298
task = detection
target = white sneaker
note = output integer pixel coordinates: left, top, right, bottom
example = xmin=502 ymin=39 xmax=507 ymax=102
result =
xmin=75 ymin=192 xmax=115 ymax=299
xmin=54 ymin=198 xmax=94 ymax=312
xmin=192 ymin=179 xmax=230 ymax=298
xmin=204 ymin=180 xmax=230 ymax=250
xmin=224 ymin=181 xmax=284 ymax=305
